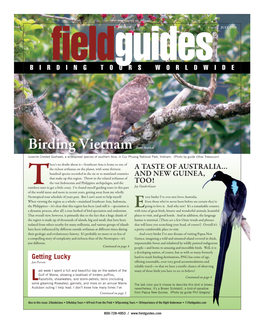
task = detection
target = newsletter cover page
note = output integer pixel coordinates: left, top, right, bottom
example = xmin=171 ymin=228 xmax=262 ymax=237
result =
xmin=14 ymin=13 xmax=250 ymax=311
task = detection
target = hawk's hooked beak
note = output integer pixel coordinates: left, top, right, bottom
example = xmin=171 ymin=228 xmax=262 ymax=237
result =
xmin=150 ymin=79 xmax=155 ymax=85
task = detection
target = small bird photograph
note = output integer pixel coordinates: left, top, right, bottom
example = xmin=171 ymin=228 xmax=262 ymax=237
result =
xmin=202 ymin=171 xmax=249 ymax=305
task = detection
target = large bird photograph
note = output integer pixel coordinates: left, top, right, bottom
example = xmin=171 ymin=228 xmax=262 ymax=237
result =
xmin=203 ymin=171 xmax=248 ymax=305
xmin=107 ymin=74 xmax=154 ymax=146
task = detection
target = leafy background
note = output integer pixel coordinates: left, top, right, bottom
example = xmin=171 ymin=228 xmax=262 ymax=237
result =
xmin=14 ymin=14 xmax=250 ymax=154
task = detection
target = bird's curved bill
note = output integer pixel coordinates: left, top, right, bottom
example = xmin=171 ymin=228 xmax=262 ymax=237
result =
xmin=202 ymin=178 xmax=211 ymax=189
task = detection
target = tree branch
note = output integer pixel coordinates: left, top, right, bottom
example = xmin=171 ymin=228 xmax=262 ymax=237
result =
xmin=172 ymin=74 xmax=209 ymax=93
xmin=199 ymin=28 xmax=219 ymax=104
xmin=117 ymin=101 xmax=249 ymax=151
xmin=171 ymin=26 xmax=219 ymax=105
xmin=89 ymin=90 xmax=250 ymax=154
xmin=36 ymin=14 xmax=77 ymax=22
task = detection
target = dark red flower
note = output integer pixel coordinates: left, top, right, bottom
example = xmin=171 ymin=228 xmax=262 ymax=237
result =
xmin=121 ymin=14 xmax=129 ymax=19
xmin=101 ymin=14 xmax=107 ymax=18
xmin=137 ymin=14 xmax=144 ymax=20
xmin=140 ymin=20 xmax=145 ymax=26
xmin=128 ymin=30 xmax=134 ymax=35
xmin=148 ymin=15 xmax=157 ymax=21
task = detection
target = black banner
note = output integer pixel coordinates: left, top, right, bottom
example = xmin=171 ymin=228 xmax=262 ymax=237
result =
xmin=14 ymin=62 xmax=250 ymax=74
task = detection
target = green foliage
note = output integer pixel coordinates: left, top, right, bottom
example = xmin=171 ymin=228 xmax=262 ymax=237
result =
xmin=14 ymin=14 xmax=250 ymax=154
xmin=218 ymin=24 xmax=250 ymax=62
xmin=14 ymin=78 xmax=32 ymax=98
xmin=14 ymin=17 xmax=43 ymax=61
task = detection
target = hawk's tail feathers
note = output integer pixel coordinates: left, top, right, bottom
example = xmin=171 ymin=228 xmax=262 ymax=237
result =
xmin=213 ymin=218 xmax=233 ymax=305
xmin=107 ymin=121 xmax=123 ymax=144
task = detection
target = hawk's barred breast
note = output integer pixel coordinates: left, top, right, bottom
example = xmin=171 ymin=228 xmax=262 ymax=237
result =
xmin=107 ymin=75 xmax=154 ymax=144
